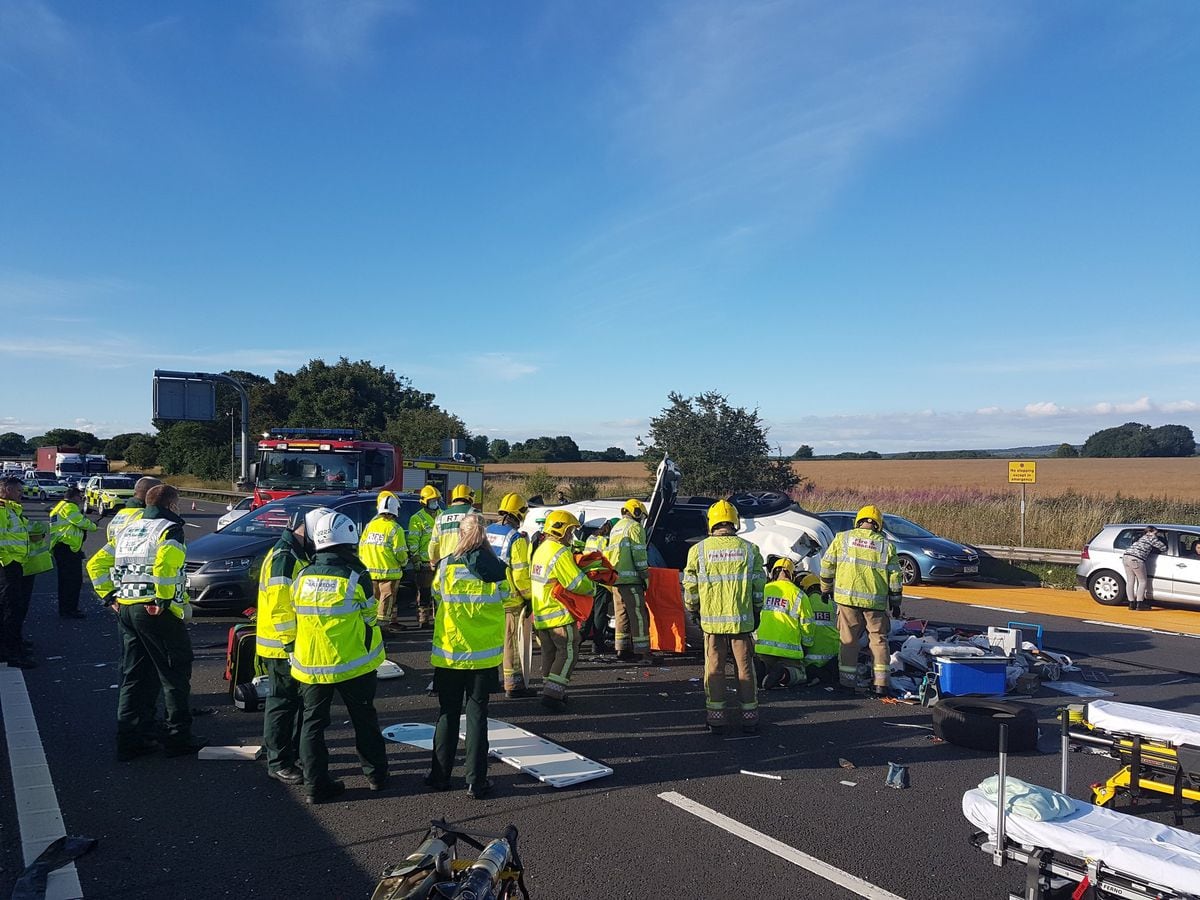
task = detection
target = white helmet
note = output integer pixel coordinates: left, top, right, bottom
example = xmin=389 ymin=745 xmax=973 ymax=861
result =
xmin=303 ymin=506 xmax=336 ymax=541
xmin=311 ymin=510 xmax=358 ymax=551
xmin=377 ymin=491 xmax=399 ymax=517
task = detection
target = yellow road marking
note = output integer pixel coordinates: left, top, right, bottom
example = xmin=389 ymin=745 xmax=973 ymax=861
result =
xmin=907 ymin=584 xmax=1200 ymax=637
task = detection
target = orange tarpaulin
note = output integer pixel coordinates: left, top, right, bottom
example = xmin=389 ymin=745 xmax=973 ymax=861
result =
xmin=646 ymin=567 xmax=687 ymax=653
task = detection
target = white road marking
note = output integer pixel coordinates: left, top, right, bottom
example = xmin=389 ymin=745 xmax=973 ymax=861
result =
xmin=0 ymin=666 xmax=84 ymax=899
xmin=658 ymin=791 xmax=906 ymax=900
xmin=1080 ymin=619 xmax=1200 ymax=638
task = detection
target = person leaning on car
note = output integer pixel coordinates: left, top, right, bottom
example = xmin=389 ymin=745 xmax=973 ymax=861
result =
xmin=1122 ymin=526 xmax=1167 ymax=611
xmin=820 ymin=504 xmax=902 ymax=698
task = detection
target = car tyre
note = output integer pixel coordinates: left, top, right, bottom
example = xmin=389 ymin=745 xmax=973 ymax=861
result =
xmin=1087 ymin=570 xmax=1126 ymax=606
xmin=932 ymin=698 xmax=1038 ymax=752
xmin=898 ymin=554 xmax=921 ymax=586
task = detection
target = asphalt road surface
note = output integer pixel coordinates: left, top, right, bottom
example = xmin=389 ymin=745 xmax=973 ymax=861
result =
xmin=3 ymin=497 xmax=1199 ymax=899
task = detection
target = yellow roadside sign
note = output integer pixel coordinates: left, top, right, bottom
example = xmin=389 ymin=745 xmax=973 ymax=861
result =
xmin=1008 ymin=461 xmax=1037 ymax=484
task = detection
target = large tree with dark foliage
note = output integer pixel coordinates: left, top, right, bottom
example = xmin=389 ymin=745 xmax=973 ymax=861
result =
xmin=1082 ymin=422 xmax=1195 ymax=458
xmin=641 ymin=391 xmax=798 ymax=496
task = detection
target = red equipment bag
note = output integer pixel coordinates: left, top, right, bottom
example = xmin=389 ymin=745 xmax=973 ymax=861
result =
xmin=573 ymin=550 xmax=619 ymax=585
xmin=552 ymin=583 xmax=594 ymax=625
xmin=646 ymin=567 xmax=687 ymax=653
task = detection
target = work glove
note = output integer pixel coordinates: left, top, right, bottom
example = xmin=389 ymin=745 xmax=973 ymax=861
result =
xmin=889 ymin=595 xmax=902 ymax=618
xmin=752 ymin=607 xmax=762 ymax=631
xmin=820 ymin=590 xmax=833 ymax=604
xmin=689 ymin=610 xmax=701 ymax=628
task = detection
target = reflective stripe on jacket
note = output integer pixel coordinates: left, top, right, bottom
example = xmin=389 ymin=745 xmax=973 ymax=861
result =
xmin=283 ymin=555 xmax=383 ymax=685
xmin=430 ymin=557 xmax=507 ymax=669
xmin=428 ymin=503 xmax=472 ymax=564
xmin=255 ymin=531 xmax=308 ymax=659
xmin=406 ymin=507 xmax=435 ymax=564
xmin=798 ymin=587 xmax=839 ymax=663
xmin=49 ymin=500 xmax=96 ymax=553
xmin=530 ymin=539 xmax=593 ymax=630
xmin=584 ymin=534 xmax=607 ymax=555
xmin=819 ymin=527 xmax=901 ymax=610
xmin=0 ymin=500 xmax=29 ymax=567
xmin=604 ymin=517 xmax=648 ymax=585
xmin=683 ymin=534 xmax=766 ymax=634
xmin=106 ymin=504 xmax=144 ymax=544
xmin=113 ymin=516 xmax=188 ymax=619
xmin=359 ymin=514 xmax=408 ymax=581
xmin=21 ymin=520 xmax=53 ymax=576
xmin=90 ymin=504 xmax=144 ymax=598
xmin=755 ymin=579 xmax=804 ymax=659
xmin=486 ymin=522 xmax=531 ymax=608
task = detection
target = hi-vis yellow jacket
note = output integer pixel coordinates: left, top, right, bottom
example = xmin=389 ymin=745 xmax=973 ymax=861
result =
xmin=819 ymin=527 xmax=901 ymax=611
xmin=683 ymin=535 xmax=766 ymax=634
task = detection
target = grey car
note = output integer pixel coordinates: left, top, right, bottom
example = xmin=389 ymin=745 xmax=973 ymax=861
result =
xmin=1077 ymin=523 xmax=1200 ymax=607
xmin=184 ymin=491 xmax=421 ymax=613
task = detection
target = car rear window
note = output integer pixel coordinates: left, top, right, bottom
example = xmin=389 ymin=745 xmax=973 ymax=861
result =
xmin=1113 ymin=528 xmax=1145 ymax=551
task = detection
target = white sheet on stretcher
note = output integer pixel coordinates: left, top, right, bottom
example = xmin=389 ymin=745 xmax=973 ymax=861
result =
xmin=1087 ymin=699 xmax=1200 ymax=748
xmin=962 ymin=788 xmax=1200 ymax=894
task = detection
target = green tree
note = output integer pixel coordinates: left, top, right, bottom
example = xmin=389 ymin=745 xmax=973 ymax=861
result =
xmin=156 ymin=423 xmax=214 ymax=476
xmin=792 ymin=444 xmax=813 ymax=459
xmin=1149 ymin=424 xmax=1196 ymax=457
xmin=508 ymin=436 xmax=581 ymax=463
xmin=382 ymin=408 xmax=468 ymax=458
xmin=1081 ymin=422 xmax=1195 ymax=458
xmin=282 ymin=358 xmax=435 ymax=439
xmin=30 ymin=429 xmax=102 ymax=452
xmin=104 ymin=432 xmax=151 ymax=460
xmin=641 ymin=391 xmax=799 ymax=495
xmin=124 ymin=436 xmax=159 ymax=468
xmin=1052 ymin=442 xmax=1079 ymax=458
xmin=0 ymin=432 xmax=29 ymax=456
xmin=488 ymin=438 xmax=511 ymax=459
xmin=466 ymin=434 xmax=490 ymax=461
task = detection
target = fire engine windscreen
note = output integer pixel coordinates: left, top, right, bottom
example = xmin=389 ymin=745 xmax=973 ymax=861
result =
xmin=257 ymin=451 xmax=362 ymax=490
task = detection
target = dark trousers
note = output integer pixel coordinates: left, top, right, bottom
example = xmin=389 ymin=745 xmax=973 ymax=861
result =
xmin=299 ymin=672 xmax=387 ymax=793
xmin=13 ymin=573 xmax=34 ymax=648
xmin=116 ymin=604 xmax=194 ymax=748
xmin=0 ymin=562 xmax=22 ymax=661
xmin=582 ymin=587 xmax=611 ymax=648
xmin=53 ymin=544 xmax=84 ymax=614
xmin=430 ymin=666 xmax=497 ymax=789
xmin=261 ymin=656 xmax=303 ymax=772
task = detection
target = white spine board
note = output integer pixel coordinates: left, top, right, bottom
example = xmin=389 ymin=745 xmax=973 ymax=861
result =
xmin=382 ymin=719 xmax=612 ymax=788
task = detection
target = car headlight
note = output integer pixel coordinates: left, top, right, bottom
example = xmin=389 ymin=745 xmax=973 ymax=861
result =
xmin=202 ymin=557 xmax=253 ymax=573
xmin=923 ymin=549 xmax=951 ymax=560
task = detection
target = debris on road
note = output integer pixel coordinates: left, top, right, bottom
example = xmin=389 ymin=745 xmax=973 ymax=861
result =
xmin=839 ymin=780 xmax=857 ymax=787
xmin=885 ymin=762 xmax=910 ymax=789
xmin=838 ymin=757 xmax=856 ymax=769
xmin=198 ymin=746 xmax=261 ymax=761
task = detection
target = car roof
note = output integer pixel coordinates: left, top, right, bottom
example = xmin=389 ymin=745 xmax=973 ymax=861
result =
xmin=1102 ymin=522 xmax=1200 ymax=531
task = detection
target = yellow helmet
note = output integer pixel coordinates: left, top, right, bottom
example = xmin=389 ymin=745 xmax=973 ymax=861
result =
xmin=543 ymin=509 xmax=580 ymax=540
xmin=498 ymin=492 xmax=528 ymax=518
xmin=771 ymin=557 xmax=795 ymax=575
xmin=707 ymin=499 xmax=740 ymax=533
xmin=797 ymin=572 xmax=820 ymax=593
xmin=419 ymin=485 xmax=441 ymax=504
xmin=855 ymin=505 xmax=883 ymax=529
xmin=621 ymin=498 xmax=648 ymax=520
xmin=450 ymin=484 xmax=474 ymax=504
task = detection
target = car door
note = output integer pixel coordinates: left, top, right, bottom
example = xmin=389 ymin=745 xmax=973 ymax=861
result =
xmin=1164 ymin=530 xmax=1200 ymax=606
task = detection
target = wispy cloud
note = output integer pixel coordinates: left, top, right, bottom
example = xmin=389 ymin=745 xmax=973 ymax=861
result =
xmin=0 ymin=335 xmax=311 ymax=371
xmin=271 ymin=0 xmax=415 ymax=68
xmin=0 ymin=270 xmax=129 ymax=308
xmin=472 ymin=352 xmax=539 ymax=381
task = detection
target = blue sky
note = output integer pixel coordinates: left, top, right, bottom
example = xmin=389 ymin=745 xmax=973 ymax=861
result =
xmin=2 ymin=1 xmax=1198 ymax=454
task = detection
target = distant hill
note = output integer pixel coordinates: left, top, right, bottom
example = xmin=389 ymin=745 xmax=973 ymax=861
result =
xmin=812 ymin=444 xmax=1071 ymax=460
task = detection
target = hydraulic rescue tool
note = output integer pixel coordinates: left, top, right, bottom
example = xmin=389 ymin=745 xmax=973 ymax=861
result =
xmin=370 ymin=820 xmax=529 ymax=900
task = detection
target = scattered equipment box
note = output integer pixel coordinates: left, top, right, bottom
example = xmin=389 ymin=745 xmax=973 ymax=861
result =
xmin=987 ymin=626 xmax=1023 ymax=656
xmin=935 ymin=656 xmax=1009 ymax=696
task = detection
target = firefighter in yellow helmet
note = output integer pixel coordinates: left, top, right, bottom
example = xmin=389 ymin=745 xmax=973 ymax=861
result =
xmin=754 ymin=558 xmax=805 ymax=690
xmin=530 ymin=510 xmax=594 ymax=712
xmin=683 ymin=500 xmax=766 ymax=735
xmin=359 ymin=492 xmax=409 ymax=633
xmin=407 ymin=485 xmax=441 ymax=628
xmin=604 ymin=498 xmax=653 ymax=663
xmin=819 ymin=504 xmax=901 ymax=697
xmin=485 ymin=492 xmax=534 ymax=697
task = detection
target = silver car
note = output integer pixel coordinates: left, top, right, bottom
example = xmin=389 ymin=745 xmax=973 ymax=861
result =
xmin=1077 ymin=523 xmax=1200 ymax=607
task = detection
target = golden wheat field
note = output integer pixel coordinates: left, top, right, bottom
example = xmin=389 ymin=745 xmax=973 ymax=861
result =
xmin=487 ymin=458 xmax=1200 ymax=499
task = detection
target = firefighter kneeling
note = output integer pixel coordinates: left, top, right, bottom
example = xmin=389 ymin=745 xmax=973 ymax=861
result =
xmin=684 ymin=500 xmax=766 ymax=735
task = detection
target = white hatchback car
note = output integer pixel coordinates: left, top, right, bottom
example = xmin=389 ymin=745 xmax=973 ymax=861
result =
xmin=217 ymin=495 xmax=255 ymax=531
xmin=1078 ymin=523 xmax=1200 ymax=607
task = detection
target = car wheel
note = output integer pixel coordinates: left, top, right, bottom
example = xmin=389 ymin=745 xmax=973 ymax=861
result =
xmin=898 ymin=554 xmax=921 ymax=586
xmin=728 ymin=491 xmax=794 ymax=517
xmin=1088 ymin=570 xmax=1126 ymax=606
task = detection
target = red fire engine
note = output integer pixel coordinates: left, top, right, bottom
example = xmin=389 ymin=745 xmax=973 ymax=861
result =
xmin=251 ymin=428 xmax=404 ymax=508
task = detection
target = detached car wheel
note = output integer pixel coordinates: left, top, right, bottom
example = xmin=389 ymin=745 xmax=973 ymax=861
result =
xmin=1088 ymin=570 xmax=1126 ymax=606
xmin=898 ymin=554 xmax=921 ymax=586
xmin=932 ymin=698 xmax=1039 ymax=752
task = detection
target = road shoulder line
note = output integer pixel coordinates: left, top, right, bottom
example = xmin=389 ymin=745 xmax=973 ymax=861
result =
xmin=0 ymin=666 xmax=84 ymax=899
xmin=658 ymin=790 xmax=906 ymax=900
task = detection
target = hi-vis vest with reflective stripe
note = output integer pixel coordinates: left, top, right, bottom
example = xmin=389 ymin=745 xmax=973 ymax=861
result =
xmin=0 ymin=500 xmax=29 ymax=567
xmin=755 ymin=579 xmax=804 ymax=659
xmin=113 ymin=517 xmax=188 ymax=618
xmin=285 ymin=563 xmax=383 ymax=684
xmin=21 ymin=519 xmax=52 ymax=576
xmin=485 ymin=522 xmax=531 ymax=607
xmin=584 ymin=534 xmax=607 ymax=555
xmin=683 ymin=535 xmax=766 ymax=634
xmin=604 ymin=517 xmax=649 ymax=585
xmin=431 ymin=557 xmax=507 ymax=669
xmin=428 ymin=503 xmax=471 ymax=563
xmin=406 ymin=507 xmax=435 ymax=563
xmin=255 ymin=534 xmax=307 ymax=659
xmin=107 ymin=505 xmax=144 ymax=544
xmin=819 ymin=527 xmax=901 ymax=611
xmin=359 ymin=515 xmax=408 ymax=581
xmin=49 ymin=500 xmax=94 ymax=552
xmin=530 ymin=539 xmax=593 ymax=630
xmin=798 ymin=588 xmax=839 ymax=663
xmin=90 ymin=506 xmax=145 ymax=598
